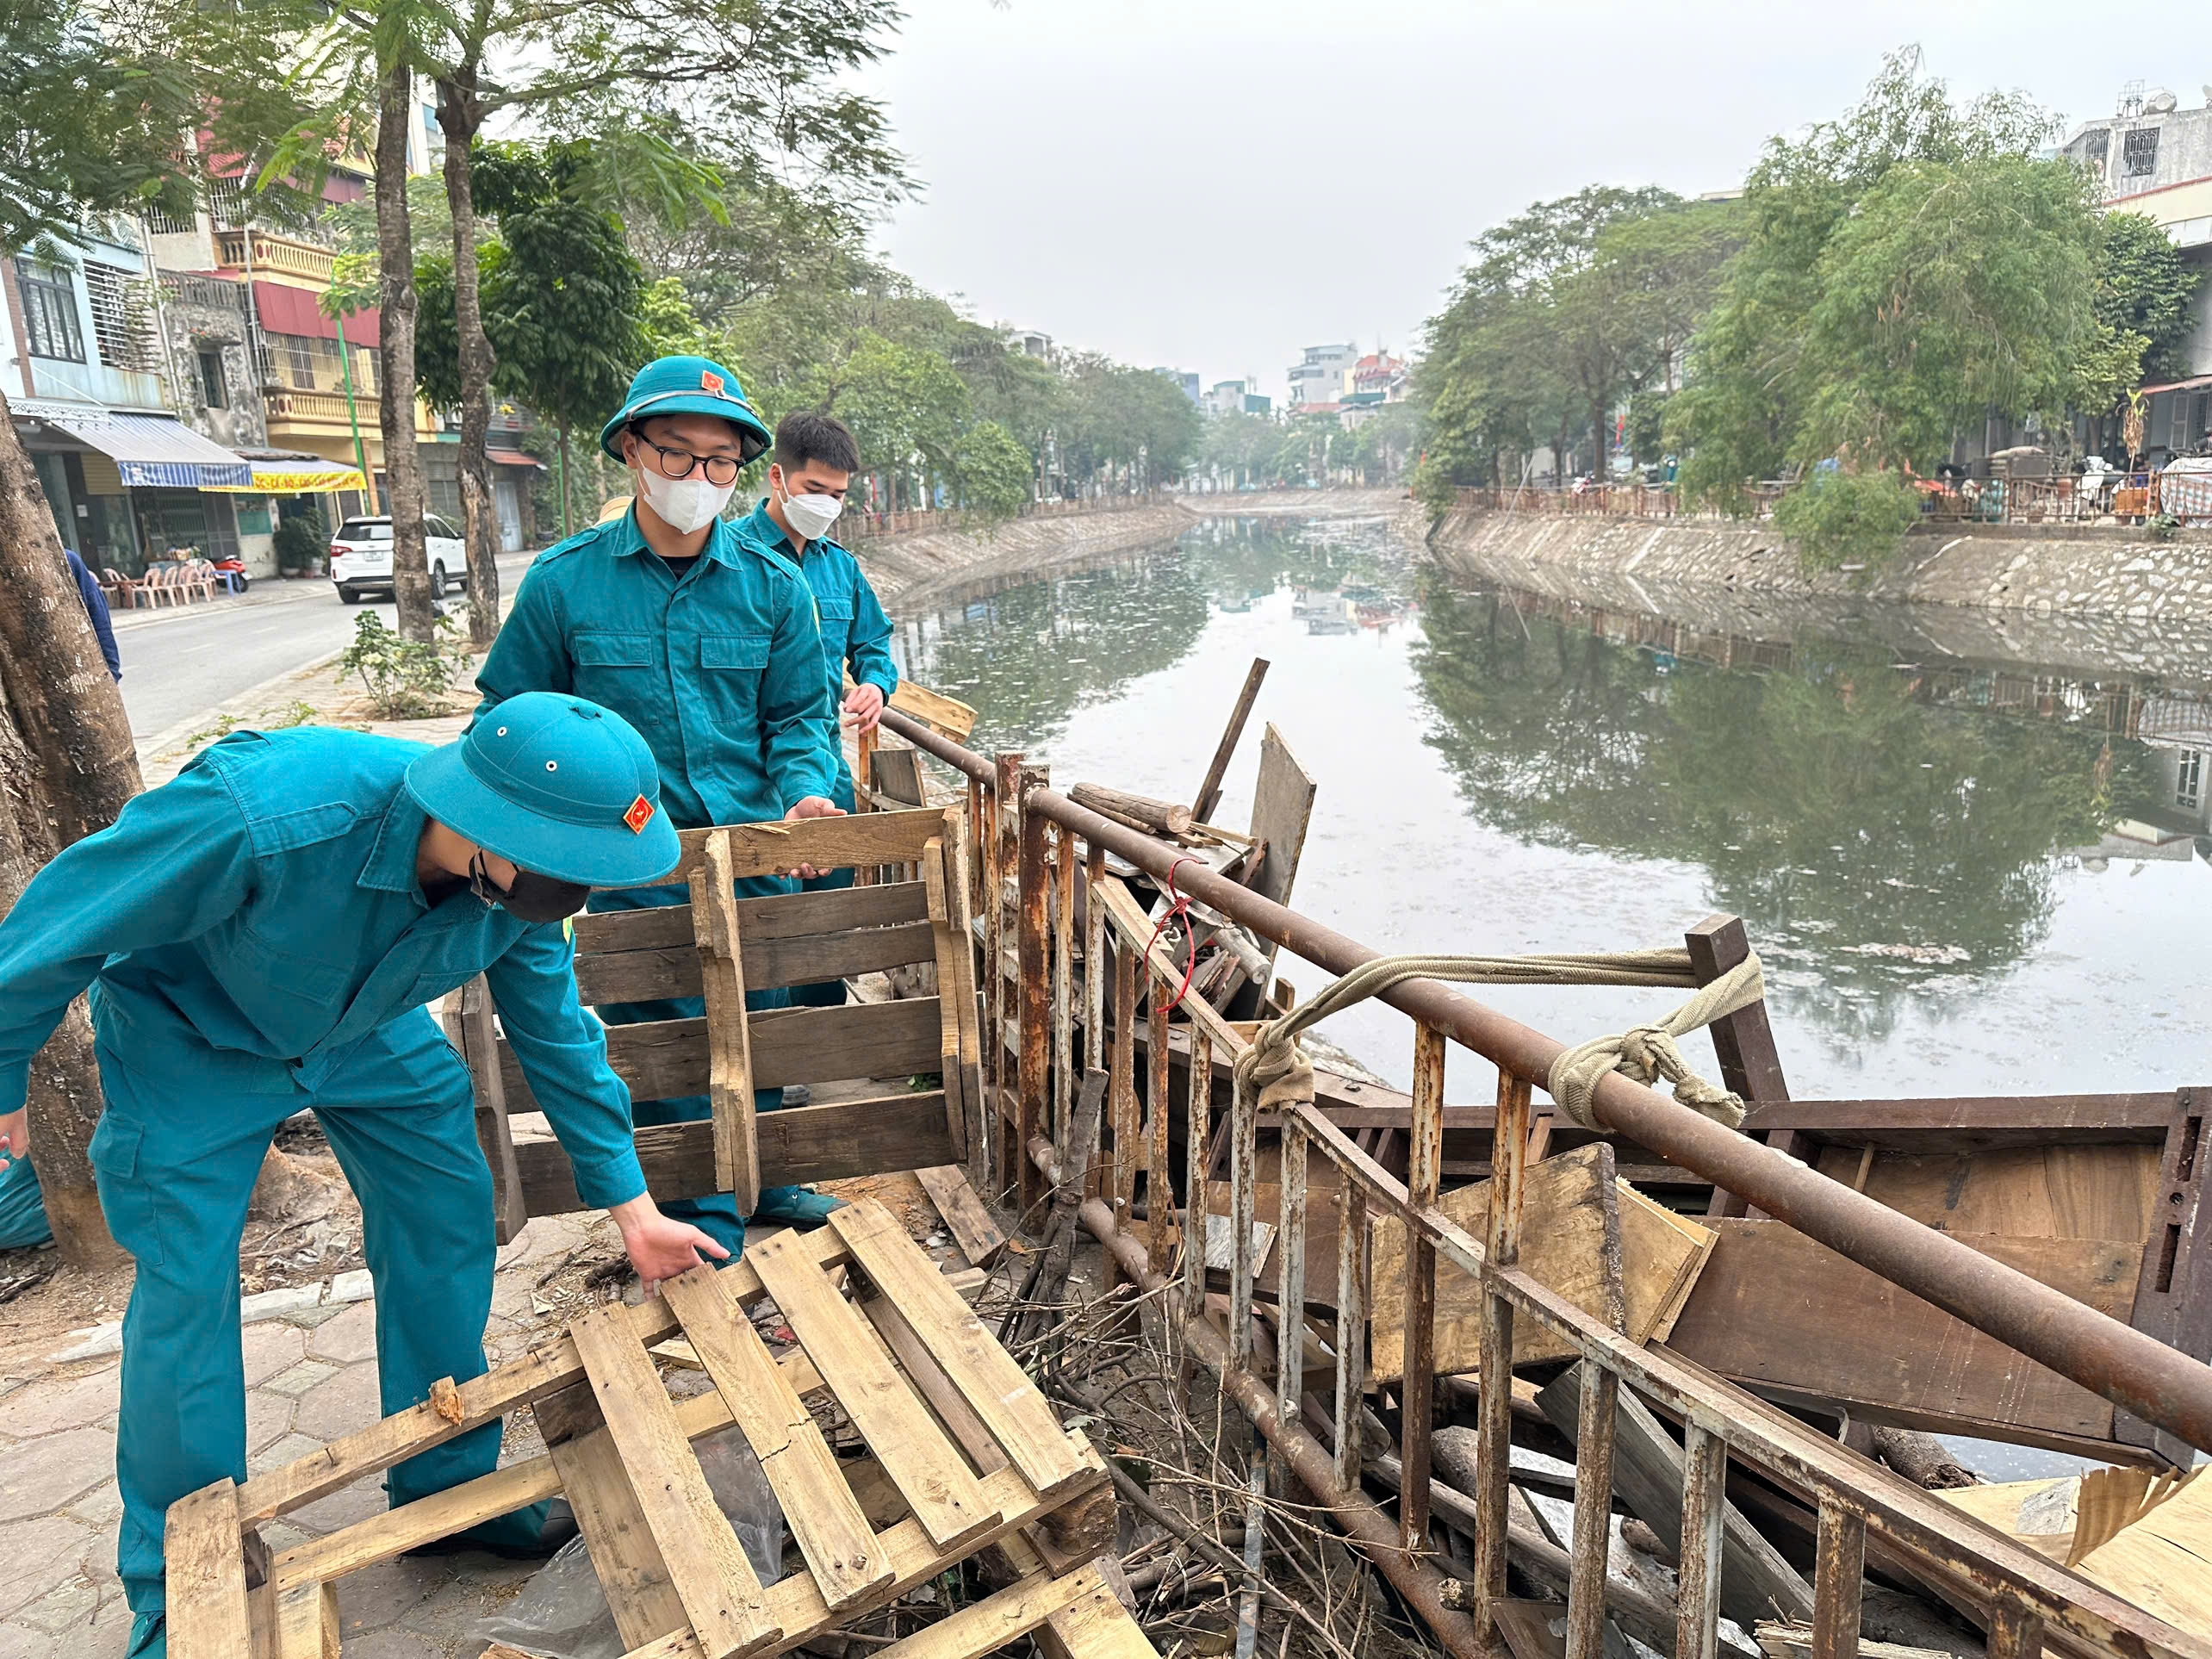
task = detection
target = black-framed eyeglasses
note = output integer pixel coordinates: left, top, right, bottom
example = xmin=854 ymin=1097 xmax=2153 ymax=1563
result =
xmin=632 ymin=432 xmax=745 ymax=487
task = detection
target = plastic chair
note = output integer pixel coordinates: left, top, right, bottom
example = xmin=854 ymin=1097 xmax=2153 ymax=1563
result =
xmin=100 ymin=568 xmax=143 ymax=610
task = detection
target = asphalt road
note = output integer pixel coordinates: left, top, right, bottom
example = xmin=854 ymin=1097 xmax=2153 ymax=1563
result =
xmin=116 ymin=551 xmax=538 ymax=747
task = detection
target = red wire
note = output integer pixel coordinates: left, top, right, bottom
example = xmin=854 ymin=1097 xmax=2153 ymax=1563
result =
xmin=1142 ymin=855 xmax=1202 ymax=1012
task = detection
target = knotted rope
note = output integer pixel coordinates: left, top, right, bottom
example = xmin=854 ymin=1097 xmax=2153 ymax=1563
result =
xmin=1228 ymin=948 xmax=1764 ymax=1134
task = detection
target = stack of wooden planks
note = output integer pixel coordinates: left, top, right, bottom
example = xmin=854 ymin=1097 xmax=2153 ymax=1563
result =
xmin=163 ymin=1199 xmax=1141 ymax=1659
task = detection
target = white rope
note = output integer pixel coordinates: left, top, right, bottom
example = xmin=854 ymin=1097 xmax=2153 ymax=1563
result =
xmin=1228 ymin=948 xmax=1763 ymax=1134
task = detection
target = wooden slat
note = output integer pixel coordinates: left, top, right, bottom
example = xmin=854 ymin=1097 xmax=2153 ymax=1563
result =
xmin=1564 ymin=1364 xmax=1618 ymax=1659
xmin=660 ymin=1268 xmax=892 ymax=1612
xmin=576 ymin=920 xmax=937 ymax=1003
xmin=1191 ymin=657 xmax=1270 ymax=825
xmin=1039 ymin=1572 xmax=1162 ymax=1659
xmin=550 ymin=1414 xmax=690 ymax=1650
xmin=935 ymin=825 xmax=984 ymax=1171
xmin=445 ymin=978 xmax=524 ymax=1243
xmin=269 ymin=1582 xmax=338 ymax=1659
xmin=512 ymin=1093 xmax=956 ymax=1217
xmin=165 ymin=1478 xmax=252 ymax=1659
xmin=916 ymin=1165 xmax=1008 ymax=1268
xmin=270 ymin=1335 xmax=837 ymax=1591
xmin=575 ymin=883 xmax=930 ymax=954
xmin=830 ymin=1202 xmax=1091 ymax=1499
xmin=694 ymin=830 xmax=761 ymax=1214
xmin=747 ymin=1223 xmax=995 ymax=1551
xmin=569 ymin=1304 xmax=775 ymax=1659
xmin=882 ymin=677 xmax=978 ymax=740
xmin=1738 ymin=1094 xmax=2175 ymax=1147
xmin=1402 ymin=1020 xmax=1445 ymax=1556
xmin=1811 ymin=1494 xmax=1867 ymax=1659
xmin=498 ymin=997 xmax=948 ymax=1104
xmin=1676 ymin=1422 xmax=1728 ymax=1659
xmin=867 ymin=1565 xmax=1111 ymax=1659
xmin=1333 ymin=1185 xmax=1369 ymax=1494
xmin=657 ymin=809 xmax=951 ymax=886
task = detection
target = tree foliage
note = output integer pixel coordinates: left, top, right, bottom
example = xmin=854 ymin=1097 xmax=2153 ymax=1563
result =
xmin=1668 ymin=49 xmax=2096 ymax=520
xmin=954 ymin=421 xmax=1035 ymax=521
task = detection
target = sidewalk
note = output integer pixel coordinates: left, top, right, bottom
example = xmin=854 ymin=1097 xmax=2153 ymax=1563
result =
xmin=108 ymin=572 xmax=337 ymax=635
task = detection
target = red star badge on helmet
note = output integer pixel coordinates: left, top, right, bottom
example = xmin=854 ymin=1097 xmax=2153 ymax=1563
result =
xmin=624 ymin=795 xmax=656 ymax=834
xmin=700 ymin=370 xmax=725 ymax=395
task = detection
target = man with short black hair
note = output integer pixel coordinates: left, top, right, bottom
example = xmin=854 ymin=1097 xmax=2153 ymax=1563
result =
xmin=735 ymin=412 xmax=898 ymax=1030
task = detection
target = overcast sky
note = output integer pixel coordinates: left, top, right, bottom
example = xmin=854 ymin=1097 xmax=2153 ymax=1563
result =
xmin=852 ymin=1 xmax=2201 ymax=401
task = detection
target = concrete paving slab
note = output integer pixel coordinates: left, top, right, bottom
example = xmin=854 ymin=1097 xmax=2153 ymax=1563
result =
xmin=0 ymin=1427 xmax=114 ymax=1522
xmin=245 ymin=1384 xmax=297 ymax=1453
xmin=308 ymin=1298 xmax=379 ymax=1364
xmin=241 ymin=1319 xmax=309 ymax=1386
xmin=293 ymin=1359 xmax=382 ymax=1440
xmin=265 ymin=1356 xmax=344 ymax=1397
xmin=6 ymin=1365 xmax=121 ymax=1437
xmin=0 ymin=1513 xmax=103 ymax=1620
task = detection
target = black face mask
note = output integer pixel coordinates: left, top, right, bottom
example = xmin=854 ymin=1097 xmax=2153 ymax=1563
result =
xmin=469 ymin=851 xmax=592 ymax=923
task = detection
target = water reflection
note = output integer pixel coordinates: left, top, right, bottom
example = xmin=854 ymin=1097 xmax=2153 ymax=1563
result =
xmin=1412 ymin=578 xmax=2174 ymax=1046
xmin=894 ymin=516 xmax=2212 ymax=1091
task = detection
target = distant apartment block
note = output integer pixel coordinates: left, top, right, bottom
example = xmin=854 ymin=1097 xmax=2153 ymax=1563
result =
xmin=1287 ymin=342 xmax=1357 ymax=411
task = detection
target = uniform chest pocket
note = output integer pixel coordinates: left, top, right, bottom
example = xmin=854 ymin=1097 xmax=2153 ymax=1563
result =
xmin=574 ymin=631 xmax=655 ymax=668
xmin=700 ymin=635 xmax=771 ymax=671
xmin=815 ymin=597 xmax=854 ymax=625
xmin=231 ymin=923 xmax=352 ymax=1004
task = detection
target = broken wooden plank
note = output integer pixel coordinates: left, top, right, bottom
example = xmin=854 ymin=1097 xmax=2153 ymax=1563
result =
xmin=165 ymin=1478 xmax=252 ymax=1659
xmin=1192 ymin=657 xmax=1270 ymax=825
xmin=916 ymin=1165 xmax=1007 ymax=1268
xmin=568 ymin=1303 xmax=775 ymax=1658
xmin=1662 ymin=1220 xmax=2141 ymax=1454
xmin=867 ymin=1564 xmax=1114 ymax=1659
xmin=830 ymin=1202 xmax=1091 ymax=1500
xmin=1534 ymin=1363 xmax=1816 ymax=1629
xmin=694 ymin=828 xmax=761 ymax=1215
xmin=2071 ymin=1470 xmax=2212 ymax=1640
xmin=549 ymin=1408 xmax=690 ymax=1651
xmin=747 ymin=1226 xmax=995 ymax=1552
xmin=1370 ymin=1143 xmax=1633 ymax=1384
xmin=660 ymin=1267 xmax=892 ymax=1612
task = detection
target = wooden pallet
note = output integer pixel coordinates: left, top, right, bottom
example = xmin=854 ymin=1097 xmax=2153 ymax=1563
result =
xmin=445 ymin=805 xmax=986 ymax=1238
xmin=165 ymin=1199 xmax=1113 ymax=1659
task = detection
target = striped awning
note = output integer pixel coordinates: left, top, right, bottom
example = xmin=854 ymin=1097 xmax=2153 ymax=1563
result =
xmin=18 ymin=401 xmax=253 ymax=490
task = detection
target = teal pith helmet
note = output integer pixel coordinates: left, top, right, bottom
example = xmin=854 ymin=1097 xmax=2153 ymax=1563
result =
xmin=405 ymin=693 xmax=681 ymax=887
xmin=599 ymin=354 xmax=772 ymax=465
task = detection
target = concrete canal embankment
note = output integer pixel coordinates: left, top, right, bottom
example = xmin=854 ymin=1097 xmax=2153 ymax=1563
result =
xmin=1430 ymin=505 xmax=2212 ymax=624
xmin=855 ymin=501 xmax=1190 ymax=613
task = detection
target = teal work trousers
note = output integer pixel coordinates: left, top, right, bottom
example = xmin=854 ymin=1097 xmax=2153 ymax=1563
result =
xmin=91 ymin=1008 xmax=537 ymax=1614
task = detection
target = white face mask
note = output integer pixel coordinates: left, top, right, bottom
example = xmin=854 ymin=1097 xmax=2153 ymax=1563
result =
xmin=777 ymin=476 xmax=843 ymax=542
xmin=636 ymin=465 xmax=736 ymax=535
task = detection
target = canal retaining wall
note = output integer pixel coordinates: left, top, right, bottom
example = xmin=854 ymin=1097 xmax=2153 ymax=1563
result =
xmin=857 ymin=501 xmax=1189 ymax=614
xmin=1430 ymin=506 xmax=2212 ymax=625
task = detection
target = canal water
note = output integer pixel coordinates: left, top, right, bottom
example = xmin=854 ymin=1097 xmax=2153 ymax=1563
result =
xmin=897 ymin=510 xmax=2212 ymax=1478
xmin=897 ymin=512 xmax=2212 ymax=1108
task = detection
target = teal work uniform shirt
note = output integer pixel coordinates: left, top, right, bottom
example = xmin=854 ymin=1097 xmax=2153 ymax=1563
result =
xmin=731 ymin=500 xmax=896 ymax=803
xmin=0 ymin=728 xmax=648 ymax=1210
xmin=475 ymin=507 xmax=836 ymax=830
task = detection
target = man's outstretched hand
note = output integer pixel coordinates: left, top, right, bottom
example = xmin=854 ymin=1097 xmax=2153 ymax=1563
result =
xmin=842 ymin=682 xmax=886 ymax=735
xmin=782 ymin=794 xmax=847 ymax=880
xmin=609 ymin=1194 xmax=730 ymax=1292
xmin=0 ymin=1108 xmax=25 ymax=1175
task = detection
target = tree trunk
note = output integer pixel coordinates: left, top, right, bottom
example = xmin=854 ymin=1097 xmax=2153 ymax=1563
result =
xmin=438 ymin=71 xmax=500 ymax=649
xmin=0 ymin=383 xmax=140 ymax=1264
xmin=556 ymin=422 xmax=573 ymax=537
xmin=1593 ymin=395 xmax=1610 ymax=484
xmin=376 ymin=55 xmax=433 ymax=643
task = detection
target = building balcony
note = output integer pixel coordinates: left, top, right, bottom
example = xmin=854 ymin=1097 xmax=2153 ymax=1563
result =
xmin=214 ymin=229 xmax=337 ymax=287
xmin=264 ymin=384 xmax=439 ymax=444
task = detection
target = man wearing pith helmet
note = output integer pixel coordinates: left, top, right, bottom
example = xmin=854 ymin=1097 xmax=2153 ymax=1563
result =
xmin=475 ymin=354 xmax=845 ymax=1258
xmin=0 ymin=693 xmax=724 ymax=1659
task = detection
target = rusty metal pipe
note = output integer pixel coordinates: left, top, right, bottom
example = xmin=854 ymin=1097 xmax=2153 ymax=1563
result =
xmin=879 ymin=705 xmax=993 ymax=781
xmin=1027 ymin=1134 xmax=1486 ymax=1659
xmin=1023 ymin=787 xmax=2212 ymax=1457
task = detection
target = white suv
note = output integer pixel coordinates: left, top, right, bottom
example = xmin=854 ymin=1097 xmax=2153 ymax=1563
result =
xmin=331 ymin=515 xmax=469 ymax=603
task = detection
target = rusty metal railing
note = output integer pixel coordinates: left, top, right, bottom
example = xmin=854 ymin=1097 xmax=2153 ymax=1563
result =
xmin=873 ymin=708 xmax=2212 ymax=1659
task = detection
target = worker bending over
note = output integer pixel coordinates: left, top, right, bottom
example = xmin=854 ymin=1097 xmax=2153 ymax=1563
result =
xmin=736 ymin=411 xmax=898 ymax=1021
xmin=475 ymin=356 xmax=844 ymax=1254
xmin=0 ymin=693 xmax=723 ymax=1658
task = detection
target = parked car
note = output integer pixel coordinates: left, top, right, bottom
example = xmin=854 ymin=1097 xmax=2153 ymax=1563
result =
xmin=330 ymin=515 xmax=468 ymax=604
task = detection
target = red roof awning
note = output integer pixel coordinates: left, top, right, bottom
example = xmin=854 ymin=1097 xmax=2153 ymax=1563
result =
xmin=251 ymin=281 xmax=379 ymax=348
xmin=487 ymin=449 xmax=543 ymax=470
xmin=2139 ymin=373 xmax=2212 ymax=396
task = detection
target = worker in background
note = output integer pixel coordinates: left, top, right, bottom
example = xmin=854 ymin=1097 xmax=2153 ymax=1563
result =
xmin=65 ymin=545 xmax=121 ymax=680
xmin=473 ymin=356 xmax=844 ymax=1255
xmin=736 ymin=412 xmax=897 ymax=1049
xmin=0 ymin=693 xmax=722 ymax=1659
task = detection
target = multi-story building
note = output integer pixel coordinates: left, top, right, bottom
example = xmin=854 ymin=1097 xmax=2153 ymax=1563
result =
xmin=1150 ymin=368 xmax=1200 ymax=405
xmin=1004 ymin=326 xmax=1054 ymax=361
xmin=3 ymin=217 xmax=264 ymax=575
xmin=1287 ymin=342 xmax=1357 ymax=412
xmin=1201 ymin=379 xmax=1274 ymax=419
xmin=2060 ymin=86 xmax=2212 ymax=463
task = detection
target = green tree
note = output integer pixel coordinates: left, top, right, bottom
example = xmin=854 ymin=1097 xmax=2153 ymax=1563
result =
xmin=476 ymin=143 xmax=654 ymax=535
xmin=2072 ymin=211 xmax=2209 ymax=449
xmin=955 ymin=420 xmax=1035 ymax=521
xmin=1669 ymin=47 xmax=2092 ymax=534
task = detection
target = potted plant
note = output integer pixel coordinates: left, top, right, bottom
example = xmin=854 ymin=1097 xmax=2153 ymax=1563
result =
xmin=272 ymin=504 xmax=327 ymax=579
